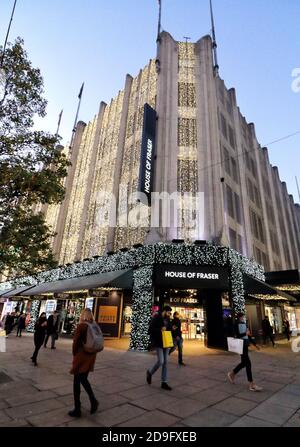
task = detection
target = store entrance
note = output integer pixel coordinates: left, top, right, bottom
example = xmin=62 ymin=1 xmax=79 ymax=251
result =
xmin=161 ymin=289 xmax=205 ymax=341
xmin=158 ymin=288 xmax=231 ymax=349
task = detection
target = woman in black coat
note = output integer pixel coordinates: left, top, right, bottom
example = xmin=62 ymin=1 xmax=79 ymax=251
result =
xmin=16 ymin=314 xmax=26 ymax=337
xmin=31 ymin=313 xmax=47 ymax=366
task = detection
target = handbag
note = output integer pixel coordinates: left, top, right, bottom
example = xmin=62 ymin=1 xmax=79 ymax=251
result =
xmin=227 ymin=337 xmax=244 ymax=355
xmin=0 ymin=329 xmax=6 ymax=353
xmin=162 ymin=330 xmax=174 ymax=349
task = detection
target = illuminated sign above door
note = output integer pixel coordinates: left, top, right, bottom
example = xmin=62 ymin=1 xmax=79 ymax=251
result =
xmin=154 ymin=265 xmax=229 ymax=289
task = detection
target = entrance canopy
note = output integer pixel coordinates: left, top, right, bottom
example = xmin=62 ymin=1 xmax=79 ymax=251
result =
xmin=20 ymin=269 xmax=133 ymax=296
xmin=244 ymin=274 xmax=296 ymax=302
xmin=265 ymin=270 xmax=300 ymax=300
xmin=0 ymin=285 xmax=36 ymax=298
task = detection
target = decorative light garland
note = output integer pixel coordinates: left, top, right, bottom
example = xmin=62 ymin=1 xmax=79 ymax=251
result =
xmin=26 ymin=300 xmax=41 ymax=333
xmin=0 ymin=243 xmax=265 ymax=350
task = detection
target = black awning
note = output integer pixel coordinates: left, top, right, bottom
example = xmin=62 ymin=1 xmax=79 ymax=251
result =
xmin=243 ymin=274 xmax=296 ymax=302
xmin=265 ymin=269 xmax=300 ymax=285
xmin=21 ymin=269 xmax=133 ymax=296
xmin=0 ymin=288 xmax=14 ymax=297
xmin=0 ymin=285 xmax=36 ymax=298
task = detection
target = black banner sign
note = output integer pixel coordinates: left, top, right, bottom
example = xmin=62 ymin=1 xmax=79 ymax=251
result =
xmin=138 ymin=103 xmax=156 ymax=205
xmin=154 ymin=264 xmax=229 ymax=289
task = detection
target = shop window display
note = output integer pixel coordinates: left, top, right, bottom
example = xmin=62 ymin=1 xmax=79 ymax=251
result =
xmin=122 ymin=305 xmax=132 ymax=336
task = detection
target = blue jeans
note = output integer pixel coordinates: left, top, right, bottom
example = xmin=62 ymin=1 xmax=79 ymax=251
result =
xmin=149 ymin=348 xmax=169 ymax=383
xmin=169 ymin=337 xmax=183 ymax=364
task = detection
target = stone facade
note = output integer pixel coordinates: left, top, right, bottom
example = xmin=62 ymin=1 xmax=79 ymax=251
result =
xmin=45 ymin=32 xmax=300 ymax=271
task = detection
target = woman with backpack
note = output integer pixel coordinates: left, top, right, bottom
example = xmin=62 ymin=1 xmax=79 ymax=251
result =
xmin=68 ymin=308 xmax=102 ymax=418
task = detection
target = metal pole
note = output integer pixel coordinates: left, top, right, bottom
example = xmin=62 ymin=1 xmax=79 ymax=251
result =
xmin=157 ymin=0 xmax=162 ymax=42
xmin=1 ymin=0 xmax=18 ymax=67
xmin=55 ymin=109 xmax=63 ymax=140
xmin=69 ymin=83 xmax=84 ymax=150
xmin=209 ymin=0 xmax=219 ymax=76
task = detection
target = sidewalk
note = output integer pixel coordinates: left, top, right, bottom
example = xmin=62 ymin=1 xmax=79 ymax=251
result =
xmin=0 ymin=333 xmax=300 ymax=427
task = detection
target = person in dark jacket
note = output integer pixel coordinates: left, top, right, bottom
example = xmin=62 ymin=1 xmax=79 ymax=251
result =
xmin=16 ymin=313 xmax=26 ymax=337
xmin=227 ymin=312 xmax=263 ymax=392
xmin=146 ymin=305 xmax=173 ymax=391
xmin=169 ymin=311 xmax=186 ymax=366
xmin=283 ymin=319 xmax=291 ymax=341
xmin=262 ymin=315 xmax=275 ymax=347
xmin=4 ymin=313 xmax=15 ymax=336
xmin=44 ymin=311 xmax=59 ymax=349
xmin=68 ymin=308 xmax=99 ymax=418
xmin=31 ymin=313 xmax=47 ymax=366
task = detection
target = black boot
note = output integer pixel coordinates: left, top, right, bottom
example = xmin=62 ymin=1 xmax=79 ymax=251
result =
xmin=90 ymin=399 xmax=99 ymax=414
xmin=68 ymin=408 xmax=81 ymax=417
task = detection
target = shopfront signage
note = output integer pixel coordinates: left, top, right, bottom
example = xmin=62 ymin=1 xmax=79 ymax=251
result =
xmin=154 ymin=265 xmax=229 ymax=289
xmin=85 ymin=297 xmax=94 ymax=311
xmin=138 ymin=103 xmax=156 ymax=205
xmin=98 ymin=306 xmax=118 ymax=324
xmin=45 ymin=300 xmax=57 ymax=316
xmin=96 ymin=291 xmax=123 ymax=338
xmin=169 ymin=297 xmax=198 ymax=304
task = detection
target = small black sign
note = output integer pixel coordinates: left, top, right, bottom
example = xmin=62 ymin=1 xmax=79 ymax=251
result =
xmin=138 ymin=103 xmax=156 ymax=205
xmin=154 ymin=264 xmax=229 ymax=289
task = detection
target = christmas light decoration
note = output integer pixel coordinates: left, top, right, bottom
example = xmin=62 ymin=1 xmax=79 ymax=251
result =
xmin=26 ymin=300 xmax=41 ymax=333
xmin=0 ymin=243 xmax=265 ymax=350
xmin=130 ymin=266 xmax=153 ymax=351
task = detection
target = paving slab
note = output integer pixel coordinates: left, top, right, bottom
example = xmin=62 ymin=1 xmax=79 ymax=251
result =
xmin=190 ymin=388 xmax=231 ymax=406
xmin=0 ymin=410 xmax=12 ymax=424
xmin=5 ymin=398 xmax=65 ymax=419
xmin=92 ymin=403 xmax=146 ymax=427
xmin=182 ymin=408 xmax=238 ymax=427
xmin=5 ymin=390 xmax=57 ymax=407
xmin=26 ymin=407 xmax=77 ymax=427
xmin=119 ymin=384 xmax=161 ymax=400
xmin=230 ymin=415 xmax=280 ymax=427
xmin=131 ymin=392 xmax=178 ymax=411
xmin=265 ymin=390 xmax=300 ymax=410
xmin=283 ymin=413 xmax=300 ymax=427
xmin=234 ymin=390 xmax=273 ymax=403
xmin=0 ymin=333 xmax=299 ymax=427
xmin=211 ymin=396 xmax=258 ymax=416
xmin=247 ymin=402 xmax=296 ymax=425
xmin=159 ymin=397 xmax=208 ymax=418
xmin=117 ymin=409 xmax=180 ymax=427
xmin=0 ymin=400 xmax=9 ymax=410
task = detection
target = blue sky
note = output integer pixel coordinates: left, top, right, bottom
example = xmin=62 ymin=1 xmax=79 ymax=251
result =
xmin=1 ymin=0 xmax=299 ymax=202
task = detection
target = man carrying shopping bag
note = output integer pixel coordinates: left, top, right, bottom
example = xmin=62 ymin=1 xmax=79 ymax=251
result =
xmin=146 ymin=305 xmax=173 ymax=390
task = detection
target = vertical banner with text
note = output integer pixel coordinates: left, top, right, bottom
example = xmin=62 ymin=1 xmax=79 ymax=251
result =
xmin=138 ymin=103 xmax=157 ymax=205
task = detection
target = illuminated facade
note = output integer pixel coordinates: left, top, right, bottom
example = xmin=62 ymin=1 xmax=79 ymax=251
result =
xmin=46 ymin=32 xmax=300 ymax=272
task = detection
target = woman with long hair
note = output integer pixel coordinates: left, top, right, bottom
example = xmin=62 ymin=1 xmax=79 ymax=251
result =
xmin=68 ymin=308 xmax=99 ymax=418
xmin=31 ymin=312 xmax=47 ymax=366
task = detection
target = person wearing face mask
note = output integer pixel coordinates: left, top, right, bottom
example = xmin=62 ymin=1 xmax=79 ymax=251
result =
xmin=31 ymin=312 xmax=47 ymax=366
xmin=227 ymin=312 xmax=263 ymax=392
xmin=146 ymin=305 xmax=173 ymax=390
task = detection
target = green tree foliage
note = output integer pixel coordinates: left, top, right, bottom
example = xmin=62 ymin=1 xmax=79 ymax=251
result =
xmin=0 ymin=38 xmax=69 ymax=277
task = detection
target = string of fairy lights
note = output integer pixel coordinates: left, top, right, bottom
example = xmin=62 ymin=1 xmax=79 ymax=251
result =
xmin=0 ymin=243 xmax=264 ymax=347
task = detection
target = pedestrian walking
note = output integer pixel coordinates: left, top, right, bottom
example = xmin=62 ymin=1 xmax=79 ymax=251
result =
xmin=146 ymin=305 xmax=173 ymax=391
xmin=4 ymin=313 xmax=14 ymax=336
xmin=169 ymin=311 xmax=186 ymax=366
xmin=227 ymin=312 xmax=263 ymax=392
xmin=16 ymin=313 xmax=26 ymax=337
xmin=283 ymin=319 xmax=291 ymax=341
xmin=262 ymin=315 xmax=275 ymax=346
xmin=68 ymin=308 xmax=102 ymax=418
xmin=44 ymin=311 xmax=59 ymax=349
xmin=31 ymin=313 xmax=47 ymax=366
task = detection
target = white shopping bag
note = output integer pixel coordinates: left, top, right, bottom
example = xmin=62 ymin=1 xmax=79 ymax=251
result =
xmin=227 ymin=337 xmax=244 ymax=355
xmin=0 ymin=329 xmax=6 ymax=353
